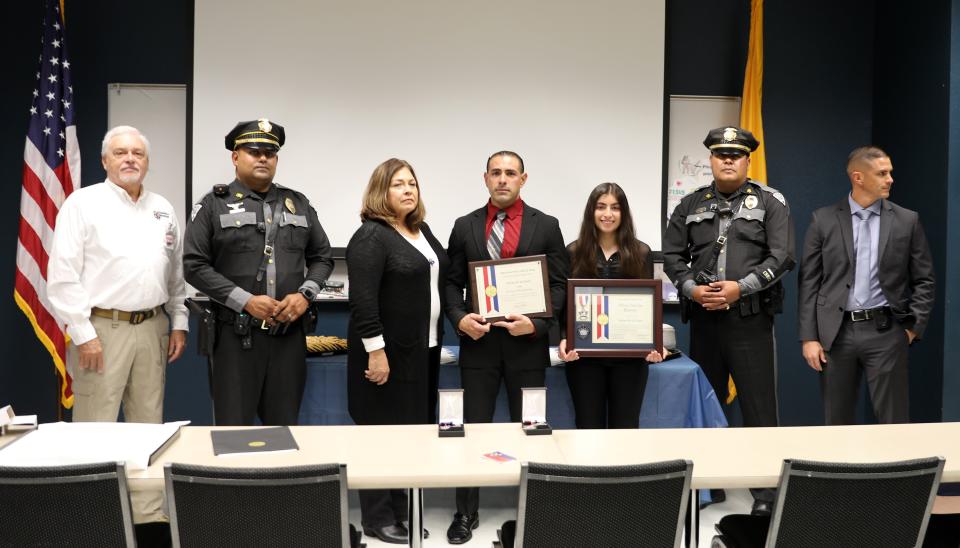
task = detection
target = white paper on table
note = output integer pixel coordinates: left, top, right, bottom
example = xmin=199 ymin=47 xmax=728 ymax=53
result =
xmin=0 ymin=420 xmax=188 ymax=470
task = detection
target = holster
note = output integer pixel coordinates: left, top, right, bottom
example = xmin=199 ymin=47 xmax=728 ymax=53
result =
xmin=760 ymin=282 xmax=785 ymax=315
xmin=185 ymin=298 xmax=217 ymax=356
xmin=302 ymin=303 xmax=319 ymax=334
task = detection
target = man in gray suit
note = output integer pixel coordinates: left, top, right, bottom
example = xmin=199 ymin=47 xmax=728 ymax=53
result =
xmin=798 ymin=146 xmax=934 ymax=424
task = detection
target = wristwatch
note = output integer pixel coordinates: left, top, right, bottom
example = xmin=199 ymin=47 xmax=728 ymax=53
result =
xmin=298 ymin=286 xmax=317 ymax=302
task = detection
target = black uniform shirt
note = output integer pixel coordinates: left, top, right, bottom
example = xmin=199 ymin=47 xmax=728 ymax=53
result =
xmin=662 ymin=179 xmax=795 ymax=297
xmin=183 ymin=179 xmax=334 ymax=312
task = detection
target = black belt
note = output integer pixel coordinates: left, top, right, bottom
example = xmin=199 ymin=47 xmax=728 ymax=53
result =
xmin=846 ymin=306 xmax=890 ymax=322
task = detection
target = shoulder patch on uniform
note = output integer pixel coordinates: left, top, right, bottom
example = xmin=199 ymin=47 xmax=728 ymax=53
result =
xmin=756 ymin=184 xmax=787 ymax=207
xmin=190 ymin=203 xmax=202 ymax=221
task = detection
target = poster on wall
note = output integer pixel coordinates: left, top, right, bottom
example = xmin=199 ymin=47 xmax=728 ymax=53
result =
xmin=666 ymin=96 xmax=741 ymax=220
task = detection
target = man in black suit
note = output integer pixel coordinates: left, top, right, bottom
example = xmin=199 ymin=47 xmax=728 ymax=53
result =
xmin=443 ymin=150 xmax=568 ymax=544
xmin=798 ymin=146 xmax=934 ymax=424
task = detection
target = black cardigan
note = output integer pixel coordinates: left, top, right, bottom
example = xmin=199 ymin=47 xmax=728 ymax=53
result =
xmin=346 ymin=219 xmax=449 ymax=425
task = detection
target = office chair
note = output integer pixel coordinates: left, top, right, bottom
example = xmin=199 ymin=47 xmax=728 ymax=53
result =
xmin=711 ymin=456 xmax=944 ymax=548
xmin=0 ymin=461 xmax=136 ymax=547
xmin=165 ymin=462 xmax=361 ymax=548
xmin=494 ymin=459 xmax=693 ymax=548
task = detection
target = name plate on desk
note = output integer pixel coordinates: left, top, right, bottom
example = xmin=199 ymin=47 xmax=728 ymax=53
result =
xmin=469 ymin=255 xmax=552 ymax=322
xmin=566 ymin=279 xmax=663 ymax=358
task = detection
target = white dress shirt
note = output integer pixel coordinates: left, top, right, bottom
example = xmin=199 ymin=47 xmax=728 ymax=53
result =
xmin=47 ymin=180 xmax=189 ymax=345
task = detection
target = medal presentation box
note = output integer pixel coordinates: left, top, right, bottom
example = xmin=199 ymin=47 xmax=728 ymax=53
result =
xmin=468 ymin=255 xmax=553 ymax=323
xmin=566 ymin=279 xmax=663 ymax=358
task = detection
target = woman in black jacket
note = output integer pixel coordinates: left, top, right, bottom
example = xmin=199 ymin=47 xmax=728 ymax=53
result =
xmin=346 ymin=158 xmax=448 ymax=544
xmin=558 ymin=182 xmax=663 ymax=429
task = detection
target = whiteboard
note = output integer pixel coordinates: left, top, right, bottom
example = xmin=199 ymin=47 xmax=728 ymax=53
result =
xmin=106 ymin=84 xmax=187 ymax=228
xmin=666 ymin=95 xmax=741 ymax=219
xmin=193 ymin=0 xmax=666 ymax=248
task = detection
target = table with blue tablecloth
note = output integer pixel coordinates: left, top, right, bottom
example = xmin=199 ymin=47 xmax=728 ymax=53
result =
xmin=299 ymin=349 xmax=727 ymax=430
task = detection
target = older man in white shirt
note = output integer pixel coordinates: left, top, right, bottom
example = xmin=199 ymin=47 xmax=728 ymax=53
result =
xmin=47 ymin=125 xmax=188 ymax=424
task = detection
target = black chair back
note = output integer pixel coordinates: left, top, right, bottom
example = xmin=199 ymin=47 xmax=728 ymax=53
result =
xmin=165 ymin=462 xmax=350 ymax=548
xmin=512 ymin=459 xmax=692 ymax=548
xmin=0 ymin=461 xmax=135 ymax=547
xmin=766 ymin=457 xmax=944 ymax=548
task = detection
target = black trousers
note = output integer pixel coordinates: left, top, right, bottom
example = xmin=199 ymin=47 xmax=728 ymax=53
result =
xmin=690 ymin=306 xmax=778 ymax=504
xmin=359 ymin=489 xmax=408 ymax=528
xmin=689 ymin=307 xmax=778 ymax=427
xmin=456 ymin=364 xmax=546 ymax=515
xmin=821 ymin=316 xmax=910 ymax=425
xmin=564 ymin=358 xmax=649 ymax=429
xmin=210 ymin=321 xmax=306 ymax=426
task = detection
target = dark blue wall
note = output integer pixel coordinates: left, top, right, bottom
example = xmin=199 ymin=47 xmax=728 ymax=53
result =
xmin=1 ymin=0 xmax=956 ymax=427
xmin=945 ymin=0 xmax=960 ymax=422
xmin=872 ymin=0 xmax=952 ymax=423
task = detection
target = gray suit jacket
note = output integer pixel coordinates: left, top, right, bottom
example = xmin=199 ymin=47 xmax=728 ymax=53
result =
xmin=797 ymin=197 xmax=935 ymax=350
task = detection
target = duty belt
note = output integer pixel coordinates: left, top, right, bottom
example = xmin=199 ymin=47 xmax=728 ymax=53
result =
xmin=91 ymin=306 xmax=161 ymax=325
xmin=847 ymin=306 xmax=890 ymax=322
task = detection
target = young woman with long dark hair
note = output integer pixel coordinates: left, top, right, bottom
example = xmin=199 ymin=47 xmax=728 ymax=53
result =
xmin=558 ymin=182 xmax=662 ymax=429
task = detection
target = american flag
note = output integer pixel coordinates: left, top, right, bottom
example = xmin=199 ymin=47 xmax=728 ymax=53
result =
xmin=14 ymin=0 xmax=80 ymax=409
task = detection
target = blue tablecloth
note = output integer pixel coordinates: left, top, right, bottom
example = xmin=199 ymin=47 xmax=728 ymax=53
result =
xmin=299 ymin=350 xmax=727 ymax=430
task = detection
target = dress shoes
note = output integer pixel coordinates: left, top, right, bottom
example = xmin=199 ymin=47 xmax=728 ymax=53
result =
xmin=751 ymin=500 xmax=773 ymax=516
xmin=362 ymin=523 xmax=408 ymax=544
xmin=446 ymin=512 xmax=479 ymax=544
xmin=398 ymin=521 xmax=429 ymax=539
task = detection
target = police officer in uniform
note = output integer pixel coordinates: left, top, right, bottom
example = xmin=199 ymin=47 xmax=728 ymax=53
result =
xmin=184 ymin=119 xmax=334 ymax=426
xmin=662 ymin=127 xmax=795 ymax=515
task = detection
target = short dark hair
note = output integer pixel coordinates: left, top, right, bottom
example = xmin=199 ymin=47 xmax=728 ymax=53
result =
xmin=485 ymin=150 xmax=525 ymax=173
xmin=847 ymin=146 xmax=889 ymax=174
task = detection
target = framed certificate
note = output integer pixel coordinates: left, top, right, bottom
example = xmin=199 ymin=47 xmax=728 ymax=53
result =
xmin=468 ymin=255 xmax=553 ymax=322
xmin=566 ymin=279 xmax=663 ymax=358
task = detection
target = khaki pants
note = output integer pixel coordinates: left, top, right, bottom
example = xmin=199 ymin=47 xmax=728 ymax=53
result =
xmin=67 ymin=311 xmax=170 ymax=523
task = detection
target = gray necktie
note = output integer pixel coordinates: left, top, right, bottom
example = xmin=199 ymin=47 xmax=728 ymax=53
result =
xmin=854 ymin=209 xmax=872 ymax=308
xmin=487 ymin=210 xmax=506 ymax=260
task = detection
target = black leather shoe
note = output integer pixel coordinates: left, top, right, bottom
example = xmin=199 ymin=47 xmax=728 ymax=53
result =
xmin=398 ymin=521 xmax=429 ymax=539
xmin=446 ymin=512 xmax=479 ymax=544
xmin=362 ymin=523 xmax=408 ymax=544
xmin=751 ymin=500 xmax=773 ymax=516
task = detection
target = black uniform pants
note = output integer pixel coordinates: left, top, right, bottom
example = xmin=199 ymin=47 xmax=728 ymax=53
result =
xmin=689 ymin=306 xmax=778 ymax=427
xmin=456 ymin=363 xmax=546 ymax=516
xmin=564 ymin=358 xmax=649 ymax=429
xmin=210 ymin=320 xmax=306 ymax=426
xmin=690 ymin=306 xmax=778 ymax=503
xmin=820 ymin=315 xmax=910 ymax=425
xmin=359 ymin=489 xmax=408 ymax=528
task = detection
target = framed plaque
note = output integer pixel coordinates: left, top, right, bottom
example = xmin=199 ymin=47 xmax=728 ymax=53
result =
xmin=566 ymin=279 xmax=663 ymax=358
xmin=468 ymin=255 xmax=552 ymax=323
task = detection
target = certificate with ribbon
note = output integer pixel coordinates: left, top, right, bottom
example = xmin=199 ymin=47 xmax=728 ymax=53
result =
xmin=567 ymin=279 xmax=663 ymax=358
xmin=468 ymin=255 xmax=552 ymax=322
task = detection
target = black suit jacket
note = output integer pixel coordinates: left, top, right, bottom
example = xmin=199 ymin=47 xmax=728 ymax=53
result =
xmin=444 ymin=202 xmax=569 ymax=370
xmin=798 ymin=197 xmax=935 ymax=350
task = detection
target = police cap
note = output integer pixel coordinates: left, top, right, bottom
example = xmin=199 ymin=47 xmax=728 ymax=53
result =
xmin=703 ymin=126 xmax=759 ymax=157
xmin=224 ymin=119 xmax=285 ymax=151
